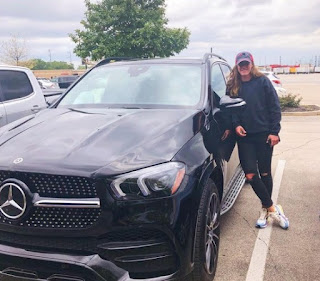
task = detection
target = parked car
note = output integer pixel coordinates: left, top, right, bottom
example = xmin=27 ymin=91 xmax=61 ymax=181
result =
xmin=42 ymin=88 xmax=65 ymax=105
xmin=0 ymin=65 xmax=48 ymax=126
xmin=261 ymin=70 xmax=287 ymax=95
xmin=0 ymin=55 xmax=245 ymax=281
xmin=55 ymin=75 xmax=79 ymax=88
xmin=37 ymin=77 xmax=59 ymax=89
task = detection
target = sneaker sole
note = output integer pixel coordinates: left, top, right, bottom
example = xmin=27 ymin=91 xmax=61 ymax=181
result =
xmin=275 ymin=205 xmax=289 ymax=230
xmin=255 ymin=222 xmax=268 ymax=229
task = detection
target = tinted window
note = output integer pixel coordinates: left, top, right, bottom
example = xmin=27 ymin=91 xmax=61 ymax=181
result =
xmin=220 ymin=64 xmax=231 ymax=82
xmin=58 ymin=64 xmax=202 ymax=108
xmin=211 ymin=64 xmax=226 ymax=98
xmin=0 ymin=70 xmax=33 ymax=101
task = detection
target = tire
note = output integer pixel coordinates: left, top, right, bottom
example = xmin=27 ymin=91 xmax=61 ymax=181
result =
xmin=191 ymin=179 xmax=221 ymax=281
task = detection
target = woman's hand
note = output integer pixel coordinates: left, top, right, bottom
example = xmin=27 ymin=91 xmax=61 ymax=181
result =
xmin=221 ymin=129 xmax=231 ymax=141
xmin=267 ymin=134 xmax=280 ymax=147
xmin=235 ymin=126 xmax=247 ymax=137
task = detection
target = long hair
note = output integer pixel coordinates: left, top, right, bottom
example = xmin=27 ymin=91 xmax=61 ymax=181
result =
xmin=226 ymin=63 xmax=264 ymax=97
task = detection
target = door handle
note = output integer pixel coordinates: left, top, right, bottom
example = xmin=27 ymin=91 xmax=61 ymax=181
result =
xmin=31 ymin=105 xmax=40 ymax=113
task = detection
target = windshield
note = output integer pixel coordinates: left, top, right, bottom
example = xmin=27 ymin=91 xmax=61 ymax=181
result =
xmin=57 ymin=64 xmax=202 ymax=109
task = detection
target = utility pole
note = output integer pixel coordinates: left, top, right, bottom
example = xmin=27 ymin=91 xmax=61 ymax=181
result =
xmin=68 ymin=51 xmax=72 ymax=64
xmin=210 ymin=47 xmax=213 ymax=53
xmin=48 ymin=49 xmax=52 ymax=62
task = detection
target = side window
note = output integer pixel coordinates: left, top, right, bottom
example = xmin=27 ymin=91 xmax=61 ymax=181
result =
xmin=220 ymin=64 xmax=231 ymax=82
xmin=0 ymin=70 xmax=33 ymax=102
xmin=211 ymin=64 xmax=226 ymax=98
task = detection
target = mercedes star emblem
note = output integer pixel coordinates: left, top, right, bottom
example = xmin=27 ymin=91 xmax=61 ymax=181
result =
xmin=13 ymin=158 xmax=23 ymax=164
xmin=0 ymin=182 xmax=27 ymax=219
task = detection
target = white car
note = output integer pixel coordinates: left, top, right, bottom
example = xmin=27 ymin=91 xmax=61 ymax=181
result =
xmin=0 ymin=65 xmax=48 ymax=126
xmin=37 ymin=78 xmax=59 ymax=89
xmin=261 ymin=71 xmax=287 ymax=95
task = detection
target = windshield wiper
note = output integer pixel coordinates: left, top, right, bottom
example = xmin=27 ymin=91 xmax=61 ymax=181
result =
xmin=120 ymin=106 xmax=144 ymax=109
xmin=67 ymin=107 xmax=96 ymax=114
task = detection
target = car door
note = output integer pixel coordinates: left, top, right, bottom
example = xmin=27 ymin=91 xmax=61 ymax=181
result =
xmin=210 ymin=63 xmax=238 ymax=189
xmin=219 ymin=63 xmax=241 ymax=188
xmin=0 ymin=70 xmax=43 ymax=124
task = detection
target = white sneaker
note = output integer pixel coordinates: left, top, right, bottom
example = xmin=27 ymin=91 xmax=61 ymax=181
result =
xmin=269 ymin=205 xmax=289 ymax=230
xmin=256 ymin=208 xmax=268 ymax=228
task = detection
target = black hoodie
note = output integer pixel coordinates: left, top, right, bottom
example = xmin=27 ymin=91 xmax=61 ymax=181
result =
xmin=229 ymin=75 xmax=281 ymax=136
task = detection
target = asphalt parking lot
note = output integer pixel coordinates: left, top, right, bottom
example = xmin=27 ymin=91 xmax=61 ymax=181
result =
xmin=215 ymin=115 xmax=320 ymax=281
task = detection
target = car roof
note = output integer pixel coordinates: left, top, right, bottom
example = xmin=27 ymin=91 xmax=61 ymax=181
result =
xmin=0 ymin=64 xmax=30 ymax=71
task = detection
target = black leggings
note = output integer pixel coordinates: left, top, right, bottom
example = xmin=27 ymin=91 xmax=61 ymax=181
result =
xmin=237 ymin=133 xmax=274 ymax=208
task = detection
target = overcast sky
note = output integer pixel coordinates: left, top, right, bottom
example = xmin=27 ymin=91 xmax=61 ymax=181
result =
xmin=0 ymin=0 xmax=319 ymax=67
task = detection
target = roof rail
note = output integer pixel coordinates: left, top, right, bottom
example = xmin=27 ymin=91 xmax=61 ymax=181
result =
xmin=202 ymin=53 xmax=226 ymax=63
xmin=95 ymin=57 xmax=135 ymax=67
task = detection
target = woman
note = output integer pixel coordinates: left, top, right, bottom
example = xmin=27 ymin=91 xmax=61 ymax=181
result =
xmin=226 ymin=51 xmax=289 ymax=229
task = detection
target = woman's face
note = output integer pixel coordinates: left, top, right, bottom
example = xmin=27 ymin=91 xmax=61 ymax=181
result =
xmin=237 ymin=61 xmax=253 ymax=77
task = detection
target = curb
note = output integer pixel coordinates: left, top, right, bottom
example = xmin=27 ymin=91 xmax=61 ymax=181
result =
xmin=282 ymin=104 xmax=320 ymax=116
xmin=282 ymin=110 xmax=320 ymax=116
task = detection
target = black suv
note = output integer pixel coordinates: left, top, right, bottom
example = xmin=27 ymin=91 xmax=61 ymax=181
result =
xmin=0 ymin=54 xmax=245 ymax=281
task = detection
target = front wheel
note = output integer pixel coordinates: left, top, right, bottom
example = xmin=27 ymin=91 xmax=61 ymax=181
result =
xmin=191 ymin=179 xmax=221 ymax=281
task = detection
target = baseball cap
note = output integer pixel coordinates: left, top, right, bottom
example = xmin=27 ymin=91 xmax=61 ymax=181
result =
xmin=235 ymin=51 xmax=254 ymax=65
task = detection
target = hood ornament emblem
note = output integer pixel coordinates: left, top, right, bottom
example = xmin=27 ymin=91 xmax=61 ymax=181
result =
xmin=13 ymin=158 xmax=23 ymax=164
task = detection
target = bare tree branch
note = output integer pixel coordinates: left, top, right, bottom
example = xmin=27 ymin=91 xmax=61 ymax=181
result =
xmin=0 ymin=35 xmax=29 ymax=66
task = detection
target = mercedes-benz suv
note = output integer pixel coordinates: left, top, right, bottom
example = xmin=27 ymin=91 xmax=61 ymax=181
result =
xmin=0 ymin=54 xmax=245 ymax=281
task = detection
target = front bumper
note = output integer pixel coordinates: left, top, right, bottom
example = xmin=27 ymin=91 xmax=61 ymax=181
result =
xmin=0 ymin=173 xmax=199 ymax=280
xmin=0 ymin=243 xmax=178 ymax=281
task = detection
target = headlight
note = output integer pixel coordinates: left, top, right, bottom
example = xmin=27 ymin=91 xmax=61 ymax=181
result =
xmin=109 ymin=162 xmax=185 ymax=199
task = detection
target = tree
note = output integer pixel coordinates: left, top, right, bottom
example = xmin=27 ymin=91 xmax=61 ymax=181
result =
xmin=69 ymin=0 xmax=190 ymax=60
xmin=30 ymin=59 xmax=47 ymax=70
xmin=0 ymin=35 xmax=28 ymax=65
xmin=29 ymin=59 xmax=74 ymax=70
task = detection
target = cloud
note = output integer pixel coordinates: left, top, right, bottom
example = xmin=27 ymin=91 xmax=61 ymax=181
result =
xmin=165 ymin=0 xmax=320 ymax=65
xmin=0 ymin=0 xmax=319 ymax=66
xmin=0 ymin=0 xmax=86 ymax=22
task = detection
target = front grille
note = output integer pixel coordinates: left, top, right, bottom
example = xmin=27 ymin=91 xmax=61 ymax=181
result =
xmin=0 ymin=228 xmax=170 ymax=254
xmin=0 ymin=171 xmax=97 ymax=198
xmin=0 ymin=208 xmax=101 ymax=229
xmin=105 ymin=228 xmax=166 ymax=242
xmin=0 ymin=230 xmax=97 ymax=254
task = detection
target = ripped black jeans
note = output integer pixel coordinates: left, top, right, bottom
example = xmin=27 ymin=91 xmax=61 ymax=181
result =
xmin=237 ymin=132 xmax=274 ymax=208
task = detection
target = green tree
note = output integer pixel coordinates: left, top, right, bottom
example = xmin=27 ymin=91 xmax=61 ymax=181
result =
xmin=69 ymin=0 xmax=190 ymax=60
xmin=30 ymin=59 xmax=74 ymax=70
xmin=48 ymin=61 xmax=74 ymax=70
xmin=31 ymin=59 xmax=48 ymax=70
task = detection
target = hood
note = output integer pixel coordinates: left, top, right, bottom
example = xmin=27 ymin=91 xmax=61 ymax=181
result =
xmin=0 ymin=108 xmax=202 ymax=177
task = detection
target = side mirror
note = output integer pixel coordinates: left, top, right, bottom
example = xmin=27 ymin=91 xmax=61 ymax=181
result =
xmin=219 ymin=95 xmax=246 ymax=108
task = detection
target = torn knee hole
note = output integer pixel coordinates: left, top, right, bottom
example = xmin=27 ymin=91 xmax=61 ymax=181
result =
xmin=245 ymin=174 xmax=256 ymax=181
xmin=261 ymin=173 xmax=268 ymax=177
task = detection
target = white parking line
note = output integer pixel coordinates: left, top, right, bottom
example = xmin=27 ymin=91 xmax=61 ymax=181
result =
xmin=245 ymin=160 xmax=286 ymax=281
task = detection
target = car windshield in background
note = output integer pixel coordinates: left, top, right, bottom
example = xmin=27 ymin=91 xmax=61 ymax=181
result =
xmin=58 ymin=64 xmax=202 ymax=109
